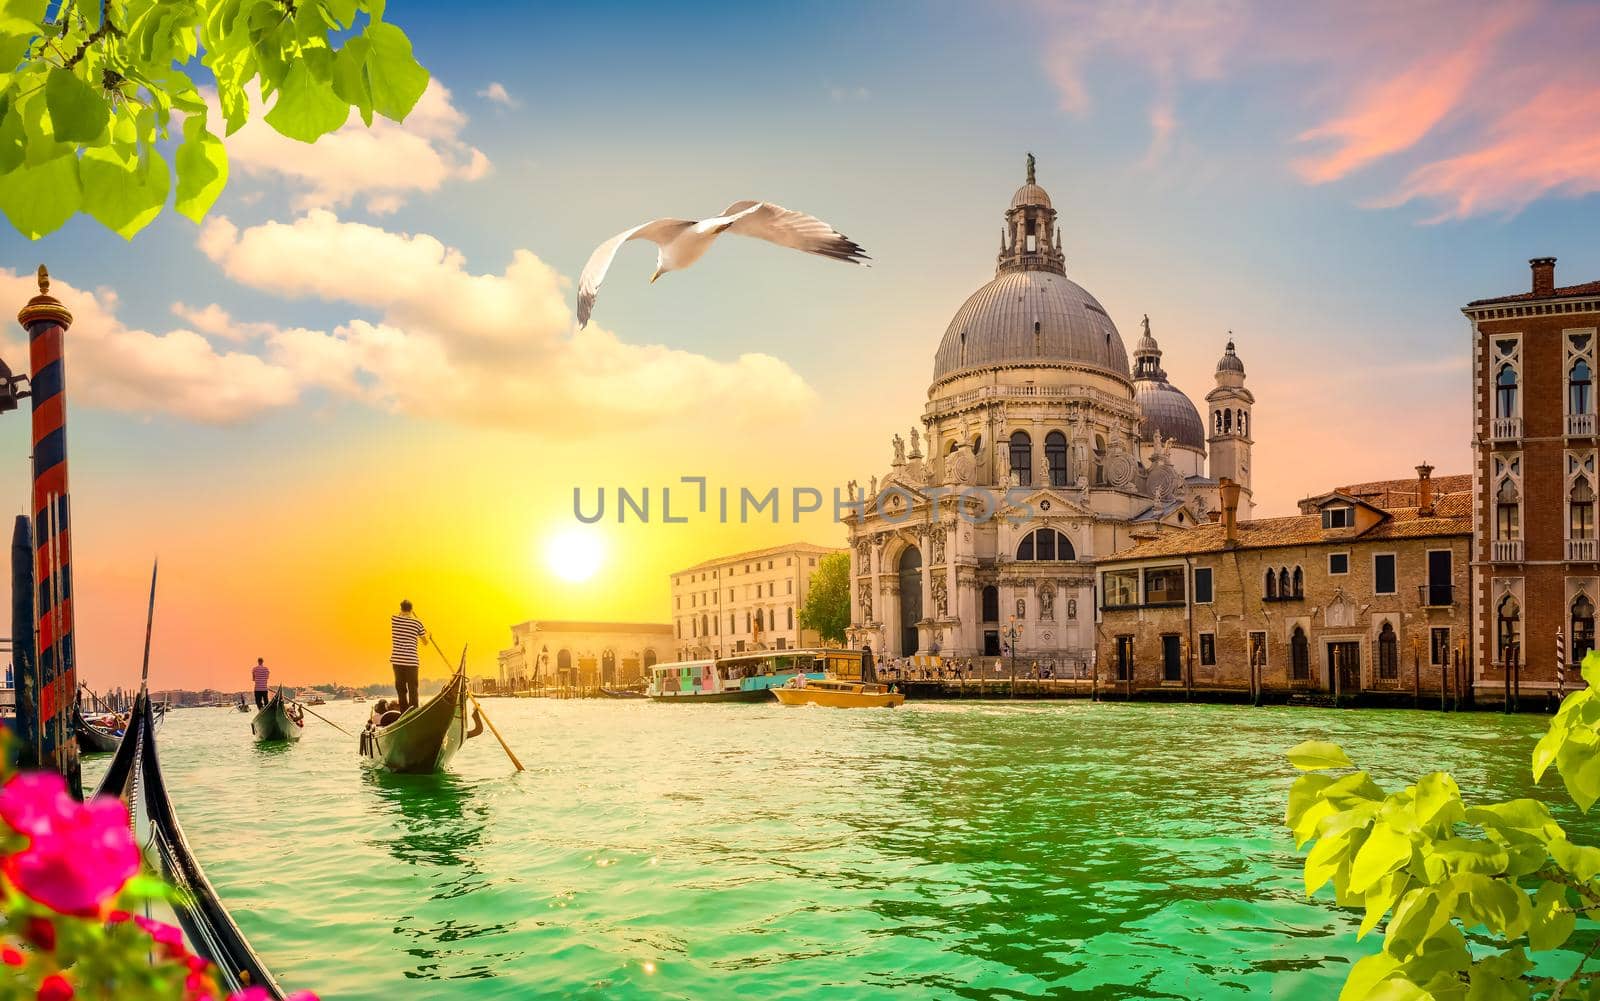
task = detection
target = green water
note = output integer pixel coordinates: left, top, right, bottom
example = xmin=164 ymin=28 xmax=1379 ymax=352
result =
xmin=82 ymin=700 xmax=1585 ymax=999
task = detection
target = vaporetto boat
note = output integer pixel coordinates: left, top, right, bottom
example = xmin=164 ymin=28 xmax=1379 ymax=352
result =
xmin=646 ymin=649 xmax=862 ymax=702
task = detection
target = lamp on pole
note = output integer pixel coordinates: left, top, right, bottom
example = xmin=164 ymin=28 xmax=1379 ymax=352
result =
xmin=1003 ymin=615 xmax=1021 ymax=698
xmin=538 ymin=644 xmax=548 ymax=696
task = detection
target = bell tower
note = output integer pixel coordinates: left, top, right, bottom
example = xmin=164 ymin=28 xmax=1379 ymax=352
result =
xmin=1206 ymin=337 xmax=1254 ymax=518
xmin=997 ymin=153 xmax=1066 ymax=277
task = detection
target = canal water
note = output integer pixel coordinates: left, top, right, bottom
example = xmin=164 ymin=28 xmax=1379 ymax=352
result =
xmin=84 ymin=699 xmax=1584 ymax=999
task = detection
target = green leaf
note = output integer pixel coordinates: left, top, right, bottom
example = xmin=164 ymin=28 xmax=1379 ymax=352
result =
xmin=325 ymin=0 xmax=359 ymax=27
xmin=1548 ymin=836 xmax=1600 ymax=882
xmin=332 ymin=35 xmax=372 ymax=126
xmin=1341 ymin=951 xmax=1404 ymax=1001
xmin=80 ymin=144 xmax=169 ymax=238
xmin=1351 ymin=820 xmax=1413 ymax=894
xmin=1428 ymin=838 xmax=1509 ymax=877
xmin=1528 ymin=881 xmax=1575 ymax=951
xmin=1360 ymin=871 xmax=1409 ymax=939
xmin=264 ymin=58 xmax=350 ymax=143
xmin=1306 ymin=825 xmax=1357 ymax=897
xmin=1466 ymin=800 xmax=1563 ymax=844
xmin=174 ymin=114 xmax=227 ymax=222
xmin=1557 ymin=734 xmax=1600 ymax=812
xmin=1533 ymin=720 xmax=1567 ymax=782
xmin=44 ymin=67 xmax=108 ymax=144
xmin=363 ymin=21 xmax=428 ymax=121
xmin=0 ymin=153 xmax=79 ymax=238
xmin=1288 ymin=741 xmax=1355 ymax=771
xmin=1581 ymin=650 xmax=1600 ymax=689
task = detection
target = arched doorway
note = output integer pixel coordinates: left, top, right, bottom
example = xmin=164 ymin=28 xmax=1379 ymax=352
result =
xmin=1574 ymin=596 xmax=1595 ymax=663
xmin=898 ymin=547 xmax=923 ymax=655
xmin=556 ymin=649 xmax=573 ymax=687
xmin=601 ymin=649 xmax=617 ymax=685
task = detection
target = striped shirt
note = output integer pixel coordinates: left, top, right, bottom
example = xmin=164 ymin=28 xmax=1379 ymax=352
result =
xmin=252 ymin=664 xmax=269 ymax=691
xmin=390 ymin=614 xmax=427 ymax=667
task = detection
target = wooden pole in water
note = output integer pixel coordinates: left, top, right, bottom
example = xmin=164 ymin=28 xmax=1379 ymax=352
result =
xmin=428 ymin=639 xmax=523 ymax=772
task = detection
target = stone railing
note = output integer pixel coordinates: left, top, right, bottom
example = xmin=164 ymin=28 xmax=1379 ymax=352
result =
xmin=1490 ymin=417 xmax=1523 ymax=441
xmin=1571 ymin=413 xmax=1597 ymax=437
xmin=1491 ymin=539 xmax=1524 ymax=562
xmin=1568 ymin=538 xmax=1598 ymax=562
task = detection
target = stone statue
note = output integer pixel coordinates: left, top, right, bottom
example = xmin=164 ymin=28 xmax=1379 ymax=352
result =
xmin=1067 ymin=597 xmax=1077 ymax=620
xmin=1026 ymin=152 xmax=1036 ymax=185
xmin=931 ymin=571 xmax=948 ymax=617
xmin=858 ymin=581 xmax=873 ymax=621
xmin=856 ymin=538 xmax=870 ymax=567
xmin=891 ymin=434 xmax=905 ymax=465
xmin=909 ymin=427 xmax=921 ymax=458
xmin=1142 ymin=314 xmax=1150 ymax=339
xmin=847 ymin=479 xmax=858 ymax=498
xmin=1037 ymin=452 xmax=1052 ymax=488
xmin=869 ymin=475 xmax=878 ymax=497
xmin=1038 ymin=581 xmax=1055 ymax=620
xmin=1016 ymin=597 xmax=1027 ymax=620
xmin=931 ymin=528 xmax=946 ymax=563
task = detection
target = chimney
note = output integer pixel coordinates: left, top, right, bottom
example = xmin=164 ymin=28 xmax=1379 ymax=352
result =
xmin=1415 ymin=462 xmax=1435 ymax=517
xmin=1219 ymin=477 xmax=1241 ymax=548
xmin=1531 ymin=257 xmax=1557 ymax=296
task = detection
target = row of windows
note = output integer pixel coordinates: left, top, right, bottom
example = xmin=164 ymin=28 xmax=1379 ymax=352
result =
xmin=677 ymin=606 xmax=797 ymax=639
xmin=1106 ymin=552 xmax=1450 ymax=609
xmin=681 ymin=578 xmax=798 ymax=608
xmin=673 ymin=556 xmax=820 ymax=588
xmin=1110 ymin=625 xmax=1447 ymax=679
xmin=1495 ymin=359 xmax=1593 ymax=420
xmin=1495 ymin=475 xmax=1598 ymax=542
xmin=1496 ymin=594 xmax=1597 ymax=665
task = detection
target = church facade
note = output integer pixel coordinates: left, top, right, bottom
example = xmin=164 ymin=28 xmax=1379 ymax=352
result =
xmin=844 ymin=159 xmax=1254 ymax=664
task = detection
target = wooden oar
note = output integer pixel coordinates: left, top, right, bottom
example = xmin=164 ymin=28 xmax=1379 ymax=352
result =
xmin=293 ymin=699 xmax=355 ymax=737
xmin=428 ymin=639 xmax=524 ymax=772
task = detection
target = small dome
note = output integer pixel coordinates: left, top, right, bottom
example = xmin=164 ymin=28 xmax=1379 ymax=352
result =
xmin=1135 ymin=379 xmax=1207 ymax=451
xmin=1216 ymin=339 xmax=1245 ymax=375
xmin=932 ymin=270 xmax=1129 ymax=384
xmin=1011 ymin=183 xmax=1051 ymax=209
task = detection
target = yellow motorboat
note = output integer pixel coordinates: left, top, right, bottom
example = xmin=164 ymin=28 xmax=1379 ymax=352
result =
xmin=771 ymin=676 xmax=905 ymax=709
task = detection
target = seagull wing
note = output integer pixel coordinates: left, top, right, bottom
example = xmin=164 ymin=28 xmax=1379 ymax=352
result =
xmin=719 ymin=201 xmax=870 ymax=265
xmin=576 ymin=218 xmax=697 ymax=328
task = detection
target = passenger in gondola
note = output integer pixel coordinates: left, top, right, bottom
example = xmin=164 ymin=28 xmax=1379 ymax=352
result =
xmin=389 ymin=600 xmax=428 ymax=712
xmin=251 ymin=658 xmax=270 ymax=709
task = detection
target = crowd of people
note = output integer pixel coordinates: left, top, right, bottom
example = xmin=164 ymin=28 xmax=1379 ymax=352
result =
xmin=875 ymin=657 xmax=1092 ymax=683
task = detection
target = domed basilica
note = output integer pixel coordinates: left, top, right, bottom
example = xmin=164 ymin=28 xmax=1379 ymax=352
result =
xmin=844 ymin=157 xmax=1255 ymax=664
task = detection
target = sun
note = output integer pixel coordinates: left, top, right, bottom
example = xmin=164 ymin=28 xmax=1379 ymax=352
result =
xmin=545 ymin=527 xmax=605 ymax=583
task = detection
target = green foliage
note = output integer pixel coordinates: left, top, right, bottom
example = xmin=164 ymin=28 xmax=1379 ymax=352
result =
xmin=1286 ymin=650 xmax=1600 ymax=1000
xmin=798 ymin=551 xmax=850 ymax=645
xmin=0 ymin=0 xmax=429 ymax=239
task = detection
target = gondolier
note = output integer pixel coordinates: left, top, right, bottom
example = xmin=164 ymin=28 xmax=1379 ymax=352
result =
xmin=251 ymin=658 xmax=270 ymax=709
xmin=390 ymin=600 xmax=428 ymax=712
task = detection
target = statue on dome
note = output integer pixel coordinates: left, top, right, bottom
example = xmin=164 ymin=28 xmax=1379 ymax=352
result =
xmin=891 ymin=434 xmax=905 ymax=465
xmin=1026 ymin=152 xmax=1036 ymax=185
xmin=1142 ymin=314 xmax=1150 ymax=338
xmin=909 ymin=427 xmax=922 ymax=458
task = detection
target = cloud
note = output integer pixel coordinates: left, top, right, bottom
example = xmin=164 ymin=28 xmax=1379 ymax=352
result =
xmin=0 ymin=273 xmax=301 ymax=424
xmin=196 ymin=211 xmax=816 ymax=432
xmin=169 ymin=302 xmax=278 ymax=342
xmin=1033 ymin=0 xmax=1600 ymax=220
xmin=218 ymin=80 xmax=491 ymax=215
xmin=476 ymin=82 xmax=519 ymax=109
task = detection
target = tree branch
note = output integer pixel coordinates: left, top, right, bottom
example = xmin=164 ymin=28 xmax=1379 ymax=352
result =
xmin=62 ymin=16 xmax=121 ymax=69
xmin=1552 ymin=934 xmax=1600 ymax=1001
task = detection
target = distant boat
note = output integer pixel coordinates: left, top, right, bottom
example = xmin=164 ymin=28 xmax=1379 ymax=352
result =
xmin=359 ymin=665 xmax=470 ymax=774
xmin=251 ymin=689 xmax=304 ymax=742
xmin=645 ymin=649 xmax=854 ymax=703
xmin=599 ymin=687 xmax=646 ymax=699
xmin=353 ymin=694 xmax=368 ymax=703
xmin=303 ymin=694 xmax=327 ymax=706
xmin=772 ymin=676 xmax=905 ymax=709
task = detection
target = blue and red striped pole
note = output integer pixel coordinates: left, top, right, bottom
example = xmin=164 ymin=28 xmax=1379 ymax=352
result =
xmin=17 ymin=266 xmax=79 ymax=795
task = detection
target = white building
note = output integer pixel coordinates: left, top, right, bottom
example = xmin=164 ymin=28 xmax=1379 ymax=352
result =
xmin=671 ymin=542 xmax=844 ymax=659
xmin=497 ymin=621 xmax=673 ymax=690
xmin=845 ymin=158 xmax=1254 ymax=664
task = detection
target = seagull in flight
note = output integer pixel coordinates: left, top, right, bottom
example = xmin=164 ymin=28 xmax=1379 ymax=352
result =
xmin=576 ymin=200 xmax=869 ymax=328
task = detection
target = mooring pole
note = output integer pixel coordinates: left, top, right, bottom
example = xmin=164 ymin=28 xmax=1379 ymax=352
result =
xmin=18 ymin=267 xmax=79 ymax=796
xmin=10 ymin=517 xmax=37 ymax=767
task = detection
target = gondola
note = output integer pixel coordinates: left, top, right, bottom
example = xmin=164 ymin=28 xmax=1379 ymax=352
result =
xmin=599 ymin=687 xmax=646 ymax=699
xmin=359 ymin=664 xmax=469 ymax=774
xmin=250 ymin=688 xmax=303 ymax=742
xmin=75 ymin=710 xmax=123 ymax=754
xmin=235 ymin=698 xmax=250 ymax=714
xmin=97 ymin=693 xmax=285 ymax=998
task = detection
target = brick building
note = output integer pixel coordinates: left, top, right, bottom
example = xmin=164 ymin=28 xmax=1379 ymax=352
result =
xmin=1467 ymin=258 xmax=1600 ymax=700
xmin=1095 ymin=469 xmax=1471 ymax=700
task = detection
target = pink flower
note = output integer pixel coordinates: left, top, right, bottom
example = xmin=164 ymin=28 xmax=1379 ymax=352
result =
xmin=1 ymin=789 xmax=137 ymax=916
xmin=134 ymin=915 xmax=188 ymax=959
xmin=36 ymin=973 xmax=72 ymax=1001
xmin=0 ymin=774 xmax=76 ymax=839
xmin=227 ymin=990 xmax=269 ymax=1001
xmin=1 ymin=946 xmax=22 ymax=966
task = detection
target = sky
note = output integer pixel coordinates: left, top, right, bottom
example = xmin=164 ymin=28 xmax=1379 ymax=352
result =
xmin=2 ymin=0 xmax=1598 ymax=690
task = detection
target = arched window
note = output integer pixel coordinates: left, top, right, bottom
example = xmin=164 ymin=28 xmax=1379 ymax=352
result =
xmin=1239 ymin=411 xmax=1249 ymax=437
xmin=1214 ymin=411 xmax=1224 ymax=435
xmin=643 ymin=649 xmax=658 ymax=669
xmin=948 ymin=439 xmax=961 ymax=454
xmin=1292 ymin=566 xmax=1304 ymax=598
xmin=1279 ymin=568 xmax=1291 ymax=598
xmin=1378 ymin=622 xmax=1398 ymax=679
xmin=1265 ymin=568 xmax=1278 ymax=599
xmin=787 ymin=606 xmax=794 ymax=630
xmin=981 ymin=585 xmax=999 ymax=622
xmin=1573 ymin=477 xmax=1595 ymax=540
xmin=1497 ymin=595 xmax=1521 ymax=666
xmin=1575 ymin=596 xmax=1596 ymax=662
xmin=1223 ymin=410 xmax=1233 ymax=433
xmin=701 ymin=613 xmax=709 ymax=637
xmin=1045 ymin=431 xmax=1068 ymax=487
xmin=1093 ymin=435 xmax=1105 ymax=485
xmin=1016 ymin=529 xmax=1075 ymax=562
xmin=1291 ymin=626 xmax=1309 ymax=679
xmin=959 ymin=330 xmax=967 ymax=366
xmin=1497 ymin=479 xmax=1521 ymax=540
xmin=972 ymin=433 xmax=983 ymax=456
xmin=1497 ymin=365 xmax=1519 ymax=419
xmin=557 ymin=649 xmax=573 ymax=675
xmin=1009 ymin=431 xmax=1032 ymax=486
xmin=1572 ymin=361 xmax=1592 ymax=416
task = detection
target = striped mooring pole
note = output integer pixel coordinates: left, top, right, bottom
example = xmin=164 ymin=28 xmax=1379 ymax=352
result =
xmin=17 ymin=266 xmax=79 ymax=796
xmin=1557 ymin=627 xmax=1566 ymax=701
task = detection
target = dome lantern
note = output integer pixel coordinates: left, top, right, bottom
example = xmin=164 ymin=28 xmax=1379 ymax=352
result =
xmin=998 ymin=153 xmax=1065 ymax=277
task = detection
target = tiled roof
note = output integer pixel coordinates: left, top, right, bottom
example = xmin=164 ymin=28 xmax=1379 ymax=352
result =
xmin=1334 ymin=473 xmax=1471 ymax=507
xmin=1468 ymin=280 xmax=1600 ymax=307
xmin=1100 ymin=499 xmax=1469 ymax=563
xmin=674 ymin=541 xmax=844 ymax=575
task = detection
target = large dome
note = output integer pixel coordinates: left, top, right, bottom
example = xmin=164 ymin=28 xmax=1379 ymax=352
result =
xmin=931 ymin=270 xmax=1130 ymax=384
xmin=1134 ymin=379 xmax=1206 ymax=450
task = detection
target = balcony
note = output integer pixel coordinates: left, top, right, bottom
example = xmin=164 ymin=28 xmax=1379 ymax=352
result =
xmin=1571 ymin=413 xmax=1598 ymax=437
xmin=1569 ymin=538 xmax=1599 ymax=562
xmin=1492 ymin=539 xmax=1524 ymax=562
xmin=1491 ymin=417 xmax=1523 ymax=441
xmin=1417 ymin=584 xmax=1454 ymax=607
